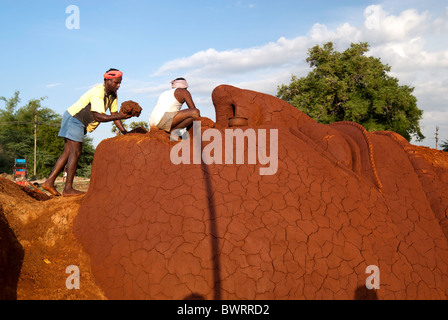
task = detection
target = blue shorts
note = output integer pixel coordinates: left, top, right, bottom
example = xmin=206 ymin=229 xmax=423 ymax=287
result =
xmin=58 ymin=110 xmax=86 ymax=142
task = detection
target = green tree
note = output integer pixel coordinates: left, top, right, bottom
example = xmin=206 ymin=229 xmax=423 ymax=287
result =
xmin=441 ymin=139 xmax=448 ymax=152
xmin=0 ymin=91 xmax=95 ymax=178
xmin=111 ymin=120 xmax=149 ymax=135
xmin=277 ymin=42 xmax=425 ymax=142
xmin=0 ymin=91 xmax=38 ymax=174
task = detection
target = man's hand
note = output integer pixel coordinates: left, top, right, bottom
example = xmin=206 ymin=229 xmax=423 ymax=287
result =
xmin=120 ymin=111 xmax=133 ymax=120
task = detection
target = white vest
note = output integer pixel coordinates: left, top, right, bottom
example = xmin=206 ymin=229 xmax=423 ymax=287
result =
xmin=149 ymin=89 xmax=183 ymax=126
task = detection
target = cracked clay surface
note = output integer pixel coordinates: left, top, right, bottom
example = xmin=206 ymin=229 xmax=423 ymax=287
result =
xmin=73 ymin=85 xmax=448 ymax=300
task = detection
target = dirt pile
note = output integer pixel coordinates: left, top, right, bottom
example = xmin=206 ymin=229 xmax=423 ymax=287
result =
xmin=414 ymin=145 xmax=448 ymax=170
xmin=128 ymin=127 xmax=148 ymax=134
xmin=120 ymin=100 xmax=142 ymax=117
xmin=0 ymin=204 xmax=23 ymax=300
xmin=0 ymin=178 xmax=105 ymax=300
xmin=73 ymin=85 xmax=448 ymax=300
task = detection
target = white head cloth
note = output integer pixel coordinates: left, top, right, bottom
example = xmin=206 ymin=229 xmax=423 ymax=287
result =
xmin=171 ymin=79 xmax=189 ymax=89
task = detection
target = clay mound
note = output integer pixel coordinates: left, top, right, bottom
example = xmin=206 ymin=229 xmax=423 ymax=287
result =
xmin=0 ymin=205 xmax=24 ymax=300
xmin=0 ymin=177 xmax=106 ymax=300
xmin=0 ymin=179 xmax=52 ymax=202
xmin=74 ymin=85 xmax=448 ymax=300
xmin=128 ymin=127 xmax=148 ymax=134
xmin=0 ymin=178 xmax=29 ymax=198
xmin=0 ymin=178 xmax=48 ymax=202
xmin=414 ymin=145 xmax=448 ymax=170
xmin=120 ymin=100 xmax=142 ymax=117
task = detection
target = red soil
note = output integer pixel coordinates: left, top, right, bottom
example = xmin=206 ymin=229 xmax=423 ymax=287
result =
xmin=0 ymin=178 xmax=106 ymax=299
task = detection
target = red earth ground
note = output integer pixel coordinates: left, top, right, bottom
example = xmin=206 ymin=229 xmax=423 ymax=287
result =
xmin=2 ymin=85 xmax=448 ymax=300
xmin=0 ymin=178 xmax=106 ymax=299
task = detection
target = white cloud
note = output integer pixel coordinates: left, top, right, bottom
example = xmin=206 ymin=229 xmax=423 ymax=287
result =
xmin=433 ymin=7 xmax=448 ymax=34
xmin=378 ymin=8 xmax=430 ymax=41
xmin=308 ymin=22 xmax=361 ymax=45
xmin=414 ymin=79 xmax=448 ymax=107
xmin=152 ymin=36 xmax=311 ymax=77
xmin=46 ymin=83 xmax=62 ymax=88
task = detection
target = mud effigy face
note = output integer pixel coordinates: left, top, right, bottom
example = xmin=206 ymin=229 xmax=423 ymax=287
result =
xmin=74 ymin=85 xmax=448 ymax=300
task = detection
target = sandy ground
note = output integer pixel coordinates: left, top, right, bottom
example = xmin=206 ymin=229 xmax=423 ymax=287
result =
xmin=0 ymin=177 xmax=106 ymax=300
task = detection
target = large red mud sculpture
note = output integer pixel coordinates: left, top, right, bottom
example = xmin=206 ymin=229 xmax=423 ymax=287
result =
xmin=74 ymin=85 xmax=448 ymax=300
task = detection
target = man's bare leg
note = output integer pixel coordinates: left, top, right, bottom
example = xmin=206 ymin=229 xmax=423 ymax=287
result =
xmin=171 ymin=109 xmax=200 ymax=131
xmin=42 ymin=139 xmax=71 ymax=196
xmin=63 ymin=139 xmax=85 ymax=197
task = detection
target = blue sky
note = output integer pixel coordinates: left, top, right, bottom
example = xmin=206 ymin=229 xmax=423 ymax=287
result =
xmin=1 ymin=0 xmax=447 ymax=148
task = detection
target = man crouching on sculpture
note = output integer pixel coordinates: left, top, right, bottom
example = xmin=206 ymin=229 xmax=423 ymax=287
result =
xmin=149 ymin=77 xmax=201 ymax=133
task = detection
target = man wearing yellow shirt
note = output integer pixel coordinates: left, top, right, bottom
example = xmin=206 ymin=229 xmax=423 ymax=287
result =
xmin=42 ymin=68 xmax=133 ymax=197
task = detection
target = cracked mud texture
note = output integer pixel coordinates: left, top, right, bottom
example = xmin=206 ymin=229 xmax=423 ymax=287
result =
xmin=74 ymin=85 xmax=448 ymax=300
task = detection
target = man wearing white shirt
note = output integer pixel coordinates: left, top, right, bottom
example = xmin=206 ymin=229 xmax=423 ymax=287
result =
xmin=149 ymin=78 xmax=200 ymax=132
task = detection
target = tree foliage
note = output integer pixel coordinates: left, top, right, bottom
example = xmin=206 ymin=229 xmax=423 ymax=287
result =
xmin=277 ymin=42 xmax=425 ymax=142
xmin=441 ymin=140 xmax=448 ymax=152
xmin=111 ymin=120 xmax=149 ymax=135
xmin=0 ymin=91 xmax=95 ymax=178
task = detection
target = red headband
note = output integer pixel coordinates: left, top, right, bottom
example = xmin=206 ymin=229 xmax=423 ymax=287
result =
xmin=104 ymin=70 xmax=123 ymax=79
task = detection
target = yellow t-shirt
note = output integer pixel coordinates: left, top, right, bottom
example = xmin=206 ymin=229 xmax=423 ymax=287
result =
xmin=67 ymin=84 xmax=118 ymax=133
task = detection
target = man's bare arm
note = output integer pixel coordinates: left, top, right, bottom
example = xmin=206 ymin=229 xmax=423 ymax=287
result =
xmin=93 ymin=111 xmax=132 ymax=123
xmin=175 ymin=88 xmax=197 ymax=109
xmin=93 ymin=111 xmax=131 ymax=134
xmin=113 ymin=118 xmax=127 ymax=135
xmin=184 ymin=90 xmax=197 ymax=109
